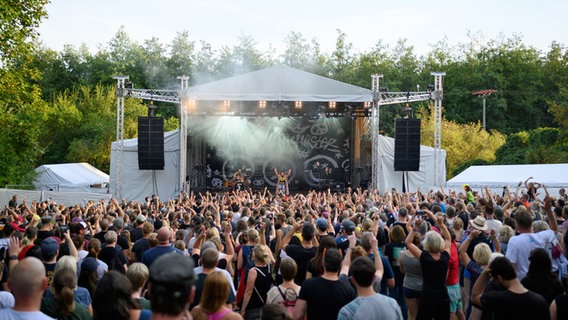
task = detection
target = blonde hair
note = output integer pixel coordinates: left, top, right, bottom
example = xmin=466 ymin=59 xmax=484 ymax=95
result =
xmin=247 ymin=229 xmax=260 ymax=245
xmin=423 ymin=231 xmax=444 ymax=253
xmin=55 ymin=255 xmax=77 ymax=277
xmin=253 ymin=244 xmax=270 ymax=265
xmin=473 ymin=243 xmax=492 ymax=266
xmin=498 ymin=225 xmax=514 ymax=243
xmin=452 ymin=218 xmax=464 ymax=231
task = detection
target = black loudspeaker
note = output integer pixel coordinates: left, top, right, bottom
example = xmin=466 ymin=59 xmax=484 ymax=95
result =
xmin=138 ymin=117 xmax=165 ymax=170
xmin=394 ymin=118 xmax=421 ymax=171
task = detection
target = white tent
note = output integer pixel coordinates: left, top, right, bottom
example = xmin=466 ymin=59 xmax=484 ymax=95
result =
xmin=446 ymin=163 xmax=568 ymax=190
xmin=376 ymin=135 xmax=446 ymax=192
xmin=110 ymin=130 xmax=180 ymax=201
xmin=33 ymin=163 xmax=109 ymax=193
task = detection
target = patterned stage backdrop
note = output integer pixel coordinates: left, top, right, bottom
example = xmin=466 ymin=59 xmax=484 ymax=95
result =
xmin=205 ymin=117 xmax=351 ymax=190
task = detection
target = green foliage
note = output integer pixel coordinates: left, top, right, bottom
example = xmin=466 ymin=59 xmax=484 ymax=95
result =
xmin=494 ymin=132 xmax=529 ymax=164
xmin=419 ymin=105 xmax=506 ymax=179
xmin=0 ymin=0 xmax=48 ymax=63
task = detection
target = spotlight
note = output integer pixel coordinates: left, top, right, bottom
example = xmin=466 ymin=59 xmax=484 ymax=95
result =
xmin=259 ymin=100 xmax=266 ymax=109
xmin=328 ymin=101 xmax=336 ymax=109
xmin=295 ymin=101 xmax=302 ymax=109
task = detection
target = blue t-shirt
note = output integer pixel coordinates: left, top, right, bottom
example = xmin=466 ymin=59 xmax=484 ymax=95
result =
xmin=141 ymin=245 xmax=183 ymax=268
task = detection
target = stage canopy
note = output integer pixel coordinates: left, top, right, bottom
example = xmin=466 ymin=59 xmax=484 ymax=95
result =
xmin=188 ymin=65 xmax=372 ymax=102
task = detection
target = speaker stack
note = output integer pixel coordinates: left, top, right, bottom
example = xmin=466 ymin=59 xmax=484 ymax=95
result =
xmin=394 ymin=118 xmax=421 ymax=171
xmin=138 ymin=116 xmax=165 ymax=170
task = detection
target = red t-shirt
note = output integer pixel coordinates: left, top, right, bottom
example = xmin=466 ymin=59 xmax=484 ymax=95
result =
xmin=446 ymin=241 xmax=459 ymax=286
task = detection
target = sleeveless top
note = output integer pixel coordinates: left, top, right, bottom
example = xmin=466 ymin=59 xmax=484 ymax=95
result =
xmin=246 ymin=264 xmax=272 ymax=310
xmin=401 ymin=252 xmax=423 ymax=291
xmin=208 ymin=307 xmax=231 ymax=320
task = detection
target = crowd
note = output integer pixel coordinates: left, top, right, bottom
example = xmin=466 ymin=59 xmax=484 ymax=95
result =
xmin=0 ymin=176 xmax=567 ymax=320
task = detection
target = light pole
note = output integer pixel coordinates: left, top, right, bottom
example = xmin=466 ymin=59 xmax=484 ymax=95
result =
xmin=472 ymin=89 xmax=496 ymax=130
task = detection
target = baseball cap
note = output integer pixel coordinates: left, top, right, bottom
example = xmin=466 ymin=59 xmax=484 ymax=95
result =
xmin=150 ymin=254 xmax=195 ymax=291
xmin=81 ymin=257 xmax=98 ymax=273
xmin=341 ymin=220 xmax=356 ymax=232
xmin=40 ymin=237 xmax=60 ymax=257
xmin=136 ymin=214 xmax=147 ymax=224
xmin=315 ymin=218 xmax=328 ymax=230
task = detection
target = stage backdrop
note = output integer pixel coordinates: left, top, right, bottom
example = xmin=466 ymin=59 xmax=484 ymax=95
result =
xmin=205 ymin=117 xmax=351 ymax=191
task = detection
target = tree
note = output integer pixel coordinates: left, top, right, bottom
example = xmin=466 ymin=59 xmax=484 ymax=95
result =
xmin=419 ymin=105 xmax=506 ymax=178
xmin=0 ymin=0 xmax=49 ymax=63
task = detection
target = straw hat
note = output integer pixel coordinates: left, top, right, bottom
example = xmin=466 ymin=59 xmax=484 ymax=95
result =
xmin=470 ymin=216 xmax=488 ymax=231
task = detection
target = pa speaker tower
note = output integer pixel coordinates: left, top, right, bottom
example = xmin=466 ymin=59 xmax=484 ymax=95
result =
xmin=138 ymin=116 xmax=165 ymax=170
xmin=394 ymin=118 xmax=421 ymax=171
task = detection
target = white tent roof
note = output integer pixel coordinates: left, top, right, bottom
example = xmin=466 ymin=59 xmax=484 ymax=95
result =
xmin=34 ymin=163 xmax=109 ymax=190
xmin=446 ymin=163 xmax=568 ymax=189
xmin=188 ymin=65 xmax=372 ymax=102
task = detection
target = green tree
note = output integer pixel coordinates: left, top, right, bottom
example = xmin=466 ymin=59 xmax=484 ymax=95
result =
xmin=0 ymin=0 xmax=49 ymax=63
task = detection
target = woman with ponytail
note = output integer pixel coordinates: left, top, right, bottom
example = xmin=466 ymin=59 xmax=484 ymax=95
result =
xmin=41 ymin=267 xmax=92 ymax=319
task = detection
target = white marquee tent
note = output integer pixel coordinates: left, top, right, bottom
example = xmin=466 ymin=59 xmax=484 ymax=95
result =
xmin=376 ymin=135 xmax=446 ymax=192
xmin=33 ymin=163 xmax=109 ymax=193
xmin=446 ymin=163 xmax=568 ymax=192
xmin=110 ymin=130 xmax=180 ymax=201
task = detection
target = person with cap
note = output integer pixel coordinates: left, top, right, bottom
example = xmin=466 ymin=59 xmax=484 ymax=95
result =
xmin=39 ymin=231 xmax=78 ymax=287
xmin=460 ymin=214 xmax=493 ymax=317
xmin=315 ymin=218 xmax=331 ymax=240
xmin=148 ymin=253 xmax=197 ymax=320
xmin=78 ymin=257 xmax=99 ymax=298
xmin=129 ymin=214 xmax=147 ymax=243
xmin=335 ymin=219 xmax=359 ymax=255
xmin=36 ymin=215 xmax=56 ymax=245
xmin=0 ymin=257 xmax=54 ymax=319
xmin=141 ymin=227 xmax=183 ymax=268
xmin=471 ymin=256 xmax=550 ymax=320
xmin=462 ymin=184 xmax=475 ymax=205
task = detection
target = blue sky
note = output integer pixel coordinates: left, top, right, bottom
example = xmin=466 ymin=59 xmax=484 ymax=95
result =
xmin=38 ymin=0 xmax=567 ymax=56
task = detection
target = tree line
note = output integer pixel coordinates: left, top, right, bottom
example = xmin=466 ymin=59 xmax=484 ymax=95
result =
xmin=1 ymin=2 xmax=567 ymax=186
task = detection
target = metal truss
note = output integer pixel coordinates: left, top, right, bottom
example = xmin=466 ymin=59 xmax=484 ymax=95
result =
xmin=370 ymin=73 xmax=445 ymax=190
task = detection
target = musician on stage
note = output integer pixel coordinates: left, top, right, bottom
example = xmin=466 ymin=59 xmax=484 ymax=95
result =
xmin=274 ymin=168 xmax=292 ymax=195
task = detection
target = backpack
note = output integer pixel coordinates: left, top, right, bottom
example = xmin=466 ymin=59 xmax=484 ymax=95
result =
xmin=276 ymin=285 xmax=298 ymax=318
xmin=108 ymin=247 xmax=125 ymax=274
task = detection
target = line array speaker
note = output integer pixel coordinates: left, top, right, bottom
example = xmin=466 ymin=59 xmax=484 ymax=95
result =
xmin=138 ymin=116 xmax=165 ymax=170
xmin=394 ymin=118 xmax=421 ymax=171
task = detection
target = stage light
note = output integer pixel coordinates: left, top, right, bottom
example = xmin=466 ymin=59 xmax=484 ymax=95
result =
xmin=223 ymin=100 xmax=231 ymax=107
xmin=259 ymin=100 xmax=266 ymax=109
xmin=294 ymin=101 xmax=302 ymax=109
xmin=364 ymin=101 xmax=371 ymax=108
xmin=328 ymin=101 xmax=336 ymax=109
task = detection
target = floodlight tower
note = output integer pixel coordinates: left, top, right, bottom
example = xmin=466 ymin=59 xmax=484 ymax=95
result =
xmin=472 ymin=89 xmax=497 ymax=131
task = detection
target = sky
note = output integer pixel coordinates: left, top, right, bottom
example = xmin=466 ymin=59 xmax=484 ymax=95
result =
xmin=37 ymin=0 xmax=567 ymax=56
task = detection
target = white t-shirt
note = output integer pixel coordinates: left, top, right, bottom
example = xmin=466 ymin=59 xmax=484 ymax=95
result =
xmin=485 ymin=218 xmax=503 ymax=234
xmin=506 ymin=230 xmax=556 ymax=280
xmin=0 ymin=309 xmax=54 ymax=320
